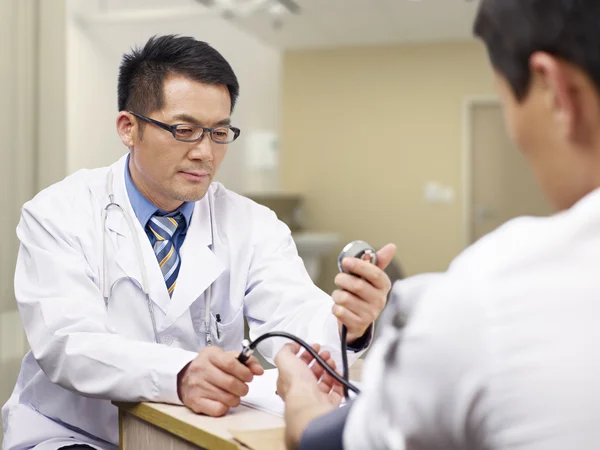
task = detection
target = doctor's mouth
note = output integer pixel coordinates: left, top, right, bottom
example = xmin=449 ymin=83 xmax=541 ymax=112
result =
xmin=178 ymin=170 xmax=212 ymax=183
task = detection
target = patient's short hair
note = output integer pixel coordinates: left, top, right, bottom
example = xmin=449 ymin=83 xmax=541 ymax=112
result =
xmin=474 ymin=0 xmax=600 ymax=101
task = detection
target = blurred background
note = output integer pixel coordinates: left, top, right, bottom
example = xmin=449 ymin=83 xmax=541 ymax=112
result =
xmin=0 ymin=0 xmax=553 ymax=437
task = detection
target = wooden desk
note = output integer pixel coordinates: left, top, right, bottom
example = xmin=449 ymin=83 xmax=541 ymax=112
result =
xmin=116 ymin=359 xmax=364 ymax=450
xmin=116 ymin=401 xmax=284 ymax=450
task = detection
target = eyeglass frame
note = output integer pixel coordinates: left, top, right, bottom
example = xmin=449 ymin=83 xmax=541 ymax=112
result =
xmin=128 ymin=111 xmax=241 ymax=144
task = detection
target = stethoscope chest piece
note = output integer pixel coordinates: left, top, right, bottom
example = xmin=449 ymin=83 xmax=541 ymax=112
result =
xmin=337 ymin=240 xmax=377 ymax=274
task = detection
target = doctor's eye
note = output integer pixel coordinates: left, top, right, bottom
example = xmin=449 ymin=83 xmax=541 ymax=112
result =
xmin=211 ymin=128 xmax=232 ymax=142
xmin=174 ymin=125 xmax=200 ymax=140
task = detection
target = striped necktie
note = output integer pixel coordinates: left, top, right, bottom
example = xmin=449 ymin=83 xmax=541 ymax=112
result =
xmin=147 ymin=213 xmax=183 ymax=297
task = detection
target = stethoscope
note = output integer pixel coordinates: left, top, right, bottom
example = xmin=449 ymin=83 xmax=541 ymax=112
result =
xmin=238 ymin=240 xmax=378 ymax=399
xmin=101 ymin=170 xmax=214 ymax=346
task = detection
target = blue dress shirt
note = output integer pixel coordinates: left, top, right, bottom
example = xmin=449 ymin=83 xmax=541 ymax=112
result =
xmin=124 ymin=155 xmax=194 ymax=251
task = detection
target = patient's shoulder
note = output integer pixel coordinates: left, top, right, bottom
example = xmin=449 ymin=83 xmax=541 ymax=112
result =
xmin=450 ymin=205 xmax=594 ymax=280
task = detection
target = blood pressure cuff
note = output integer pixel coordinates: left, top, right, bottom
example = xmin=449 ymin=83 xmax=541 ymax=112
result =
xmin=298 ymin=401 xmax=354 ymax=450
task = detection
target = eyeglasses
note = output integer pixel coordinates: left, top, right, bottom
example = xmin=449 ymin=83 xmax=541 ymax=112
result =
xmin=128 ymin=111 xmax=241 ymax=144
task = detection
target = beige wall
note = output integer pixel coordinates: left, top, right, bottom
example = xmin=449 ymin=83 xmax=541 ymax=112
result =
xmin=282 ymin=41 xmax=495 ymax=291
xmin=38 ymin=0 xmax=67 ymax=191
xmin=0 ymin=0 xmax=66 ymax=433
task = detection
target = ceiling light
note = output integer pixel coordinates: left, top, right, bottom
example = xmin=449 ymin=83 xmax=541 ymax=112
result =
xmin=195 ymin=0 xmax=300 ymax=29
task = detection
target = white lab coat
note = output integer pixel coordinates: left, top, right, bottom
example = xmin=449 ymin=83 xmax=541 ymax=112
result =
xmin=2 ymin=155 xmax=358 ymax=450
xmin=344 ymin=187 xmax=600 ymax=449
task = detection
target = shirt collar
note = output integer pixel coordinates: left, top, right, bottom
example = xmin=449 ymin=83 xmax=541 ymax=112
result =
xmin=124 ymin=154 xmax=194 ymax=231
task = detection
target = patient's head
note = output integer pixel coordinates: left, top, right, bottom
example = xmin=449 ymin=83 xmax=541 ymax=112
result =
xmin=474 ymin=0 xmax=600 ymax=210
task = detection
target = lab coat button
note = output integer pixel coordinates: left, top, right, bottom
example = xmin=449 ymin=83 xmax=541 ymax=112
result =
xmin=161 ymin=334 xmax=173 ymax=346
xmin=392 ymin=311 xmax=408 ymax=329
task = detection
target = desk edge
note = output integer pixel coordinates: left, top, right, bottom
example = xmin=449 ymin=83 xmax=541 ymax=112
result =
xmin=114 ymin=402 xmax=240 ymax=450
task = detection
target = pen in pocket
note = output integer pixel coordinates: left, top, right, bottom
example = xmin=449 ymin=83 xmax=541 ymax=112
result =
xmin=216 ymin=314 xmax=221 ymax=339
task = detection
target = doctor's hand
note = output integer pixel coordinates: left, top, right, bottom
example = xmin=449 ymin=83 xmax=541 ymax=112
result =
xmin=333 ymin=243 xmax=396 ymax=344
xmin=177 ymin=346 xmax=264 ymax=417
xmin=275 ymin=343 xmax=344 ymax=450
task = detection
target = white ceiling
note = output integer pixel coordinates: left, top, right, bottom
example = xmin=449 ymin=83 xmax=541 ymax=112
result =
xmin=97 ymin=0 xmax=482 ymax=50
xmin=231 ymin=0 xmax=481 ymax=49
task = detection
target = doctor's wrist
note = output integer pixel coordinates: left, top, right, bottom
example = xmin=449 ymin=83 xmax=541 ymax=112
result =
xmin=346 ymin=323 xmax=373 ymax=352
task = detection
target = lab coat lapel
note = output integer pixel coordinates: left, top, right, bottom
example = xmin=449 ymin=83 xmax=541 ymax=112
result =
xmin=163 ymin=193 xmax=224 ymax=329
xmin=104 ymin=157 xmax=171 ymax=316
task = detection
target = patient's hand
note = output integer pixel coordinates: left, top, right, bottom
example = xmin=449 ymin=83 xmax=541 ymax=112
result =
xmin=275 ymin=343 xmax=344 ymax=449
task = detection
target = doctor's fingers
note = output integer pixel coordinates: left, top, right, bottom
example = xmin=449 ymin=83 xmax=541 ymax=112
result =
xmin=205 ymin=364 xmax=251 ymax=398
xmin=241 ymin=355 xmax=265 ymax=377
xmin=332 ymin=302 xmax=368 ymax=333
xmin=340 ymin=255 xmax=393 ymax=292
xmin=334 ymin=273 xmax=385 ymax=308
xmin=211 ymin=351 xmax=256 ymax=382
xmin=220 ymin=351 xmax=264 ymax=377
xmin=332 ymin=289 xmax=378 ymax=324
xmin=203 ymin=383 xmax=244 ymax=408
xmin=187 ymin=397 xmax=231 ymax=417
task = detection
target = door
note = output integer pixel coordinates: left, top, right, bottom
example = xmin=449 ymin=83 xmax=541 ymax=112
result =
xmin=468 ymin=101 xmax=553 ymax=244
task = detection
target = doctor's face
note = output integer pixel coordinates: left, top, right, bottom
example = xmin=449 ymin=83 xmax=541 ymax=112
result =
xmin=120 ymin=75 xmax=232 ymax=212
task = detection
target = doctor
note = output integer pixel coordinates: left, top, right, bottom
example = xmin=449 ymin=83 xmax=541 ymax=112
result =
xmin=1 ymin=35 xmax=395 ymax=450
xmin=275 ymin=0 xmax=600 ymax=448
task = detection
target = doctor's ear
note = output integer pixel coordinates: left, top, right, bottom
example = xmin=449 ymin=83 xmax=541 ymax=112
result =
xmin=116 ymin=112 xmax=136 ymax=148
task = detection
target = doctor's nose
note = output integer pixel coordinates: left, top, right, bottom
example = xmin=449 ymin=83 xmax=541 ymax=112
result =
xmin=188 ymin=134 xmax=214 ymax=162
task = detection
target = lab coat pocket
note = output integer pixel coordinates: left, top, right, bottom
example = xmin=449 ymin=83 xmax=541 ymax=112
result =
xmin=211 ymin=305 xmax=245 ymax=352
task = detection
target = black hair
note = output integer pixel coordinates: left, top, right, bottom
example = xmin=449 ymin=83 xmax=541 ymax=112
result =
xmin=117 ymin=34 xmax=239 ymax=116
xmin=474 ymin=0 xmax=600 ymax=101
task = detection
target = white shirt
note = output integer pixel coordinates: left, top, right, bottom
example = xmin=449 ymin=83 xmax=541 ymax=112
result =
xmin=345 ymin=187 xmax=600 ymax=449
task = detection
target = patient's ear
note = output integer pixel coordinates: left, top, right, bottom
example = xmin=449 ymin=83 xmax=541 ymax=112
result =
xmin=531 ymin=53 xmax=577 ymax=141
xmin=531 ymin=52 xmax=599 ymax=146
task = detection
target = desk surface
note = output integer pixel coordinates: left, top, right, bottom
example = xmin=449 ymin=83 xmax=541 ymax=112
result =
xmin=116 ymin=359 xmax=364 ymax=450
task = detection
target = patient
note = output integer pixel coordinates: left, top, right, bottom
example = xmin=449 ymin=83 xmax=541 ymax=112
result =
xmin=275 ymin=0 xmax=600 ymax=448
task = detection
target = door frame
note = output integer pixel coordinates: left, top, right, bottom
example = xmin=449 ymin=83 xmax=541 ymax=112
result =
xmin=461 ymin=95 xmax=501 ymax=248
